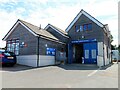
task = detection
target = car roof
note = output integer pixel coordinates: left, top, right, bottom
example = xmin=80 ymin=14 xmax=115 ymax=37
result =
xmin=0 ymin=49 xmax=5 ymax=53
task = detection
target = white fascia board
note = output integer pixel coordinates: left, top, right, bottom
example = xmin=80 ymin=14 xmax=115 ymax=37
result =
xmin=66 ymin=12 xmax=82 ymax=32
xmin=19 ymin=21 xmax=38 ymax=36
xmin=82 ymin=11 xmax=103 ymax=27
xmin=3 ymin=21 xmax=38 ymax=41
xmin=3 ymin=21 xmax=20 ymax=41
xmin=66 ymin=10 xmax=104 ymax=32
xmin=39 ymin=35 xmax=66 ymax=45
xmin=45 ymin=24 xmax=69 ymax=38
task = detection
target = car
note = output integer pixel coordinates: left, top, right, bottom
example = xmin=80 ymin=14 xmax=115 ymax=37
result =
xmin=0 ymin=50 xmax=16 ymax=66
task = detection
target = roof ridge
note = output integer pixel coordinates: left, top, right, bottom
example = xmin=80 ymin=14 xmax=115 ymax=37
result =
xmin=66 ymin=9 xmax=105 ymax=32
xmin=81 ymin=10 xmax=104 ymax=26
xmin=18 ymin=19 xmax=43 ymax=29
xmin=48 ymin=24 xmax=67 ymax=35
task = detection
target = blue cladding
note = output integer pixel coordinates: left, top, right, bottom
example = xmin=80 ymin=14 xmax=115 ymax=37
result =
xmin=84 ymin=42 xmax=97 ymax=64
xmin=68 ymin=39 xmax=97 ymax=64
xmin=71 ymin=39 xmax=97 ymax=44
xmin=68 ymin=43 xmax=73 ymax=64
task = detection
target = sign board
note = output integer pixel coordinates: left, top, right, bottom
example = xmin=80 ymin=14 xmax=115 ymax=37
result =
xmin=71 ymin=39 xmax=97 ymax=44
xmin=46 ymin=48 xmax=56 ymax=56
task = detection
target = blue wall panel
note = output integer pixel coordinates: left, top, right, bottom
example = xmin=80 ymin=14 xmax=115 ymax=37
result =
xmin=68 ymin=43 xmax=73 ymax=64
xmin=84 ymin=42 xmax=97 ymax=64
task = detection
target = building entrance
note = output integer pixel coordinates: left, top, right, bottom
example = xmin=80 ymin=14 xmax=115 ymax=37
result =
xmin=73 ymin=44 xmax=83 ymax=64
xmin=68 ymin=39 xmax=98 ymax=64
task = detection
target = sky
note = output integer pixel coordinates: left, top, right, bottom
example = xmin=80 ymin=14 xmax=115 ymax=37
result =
xmin=0 ymin=0 xmax=119 ymax=48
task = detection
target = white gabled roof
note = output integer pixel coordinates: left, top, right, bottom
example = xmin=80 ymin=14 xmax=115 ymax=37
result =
xmin=3 ymin=20 xmax=38 ymax=41
xmin=3 ymin=19 xmax=59 ymax=41
xmin=65 ymin=9 xmax=104 ymax=32
xmin=45 ymin=24 xmax=69 ymax=38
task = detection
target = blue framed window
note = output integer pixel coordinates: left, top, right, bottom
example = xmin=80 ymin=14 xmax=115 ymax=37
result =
xmin=80 ymin=26 xmax=83 ymax=31
xmin=88 ymin=23 xmax=92 ymax=30
xmin=75 ymin=25 xmax=79 ymax=32
xmin=83 ymin=24 xmax=87 ymax=31
xmin=75 ymin=23 xmax=92 ymax=32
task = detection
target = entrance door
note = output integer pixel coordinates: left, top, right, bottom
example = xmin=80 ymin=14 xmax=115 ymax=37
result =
xmin=75 ymin=44 xmax=83 ymax=63
xmin=84 ymin=42 xmax=97 ymax=64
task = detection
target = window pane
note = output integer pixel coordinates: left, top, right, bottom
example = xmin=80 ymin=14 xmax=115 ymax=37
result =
xmin=85 ymin=50 xmax=89 ymax=59
xmin=88 ymin=24 xmax=92 ymax=30
xmin=92 ymin=49 xmax=96 ymax=59
xmin=7 ymin=47 xmax=10 ymax=51
xmin=80 ymin=26 xmax=83 ymax=31
xmin=15 ymin=50 xmax=19 ymax=55
xmin=83 ymin=24 xmax=87 ymax=30
xmin=75 ymin=26 xmax=79 ymax=32
xmin=6 ymin=39 xmax=19 ymax=55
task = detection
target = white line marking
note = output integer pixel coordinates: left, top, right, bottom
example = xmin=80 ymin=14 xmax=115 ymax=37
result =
xmin=87 ymin=67 xmax=101 ymax=77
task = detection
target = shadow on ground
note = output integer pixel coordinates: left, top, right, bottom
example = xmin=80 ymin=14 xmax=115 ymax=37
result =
xmin=100 ymin=63 xmax=114 ymax=70
xmin=58 ymin=63 xmax=114 ymax=70
xmin=1 ymin=64 xmax=35 ymax=72
xmin=1 ymin=63 xmax=114 ymax=72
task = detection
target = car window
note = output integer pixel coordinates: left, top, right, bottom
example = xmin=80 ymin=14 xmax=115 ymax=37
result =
xmin=4 ymin=52 xmax=15 ymax=56
xmin=0 ymin=50 xmax=5 ymax=54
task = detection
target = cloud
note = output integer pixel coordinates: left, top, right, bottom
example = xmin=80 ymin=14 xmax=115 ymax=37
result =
xmin=0 ymin=0 xmax=119 ymax=48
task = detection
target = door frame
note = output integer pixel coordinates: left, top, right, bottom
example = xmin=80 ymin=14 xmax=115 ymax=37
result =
xmin=68 ymin=39 xmax=97 ymax=64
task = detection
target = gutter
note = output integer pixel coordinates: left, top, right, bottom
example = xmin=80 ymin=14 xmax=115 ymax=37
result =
xmin=37 ymin=36 xmax=40 ymax=67
xmin=103 ymin=34 xmax=105 ymax=66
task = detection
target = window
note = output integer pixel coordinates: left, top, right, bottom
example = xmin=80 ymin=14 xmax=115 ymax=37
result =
xmin=75 ymin=26 xmax=79 ymax=32
xmin=88 ymin=23 xmax=92 ymax=30
xmin=80 ymin=26 xmax=83 ymax=31
xmin=75 ymin=23 xmax=92 ymax=32
xmin=83 ymin=24 xmax=87 ymax=31
xmin=7 ymin=39 xmax=19 ymax=55
xmin=92 ymin=49 xmax=96 ymax=59
xmin=85 ymin=50 xmax=89 ymax=59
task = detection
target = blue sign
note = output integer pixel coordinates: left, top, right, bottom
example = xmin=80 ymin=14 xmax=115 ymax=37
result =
xmin=46 ymin=48 xmax=56 ymax=56
xmin=71 ymin=39 xmax=97 ymax=44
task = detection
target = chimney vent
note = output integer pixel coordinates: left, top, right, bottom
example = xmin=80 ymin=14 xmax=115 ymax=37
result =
xmin=39 ymin=24 xmax=41 ymax=30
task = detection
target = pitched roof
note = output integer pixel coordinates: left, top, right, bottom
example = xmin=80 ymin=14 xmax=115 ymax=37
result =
xmin=3 ymin=19 xmax=58 ymax=41
xmin=45 ymin=24 xmax=69 ymax=38
xmin=65 ymin=9 xmax=107 ymax=32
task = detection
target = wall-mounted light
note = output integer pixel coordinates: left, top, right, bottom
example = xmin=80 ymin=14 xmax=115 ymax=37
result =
xmin=82 ymin=36 xmax=85 ymax=39
xmin=45 ymin=44 xmax=48 ymax=47
xmin=22 ymin=42 xmax=25 ymax=45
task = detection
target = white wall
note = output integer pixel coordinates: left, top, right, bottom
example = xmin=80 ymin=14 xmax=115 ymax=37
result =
xmin=98 ymin=42 xmax=103 ymax=56
xmin=104 ymin=44 xmax=107 ymax=65
xmin=39 ymin=55 xmax=55 ymax=66
xmin=97 ymin=42 xmax=104 ymax=67
xmin=109 ymin=48 xmax=112 ymax=63
xmin=97 ymin=56 xmax=104 ymax=67
xmin=17 ymin=55 xmax=37 ymax=67
xmin=103 ymin=44 xmax=111 ymax=65
xmin=17 ymin=55 xmax=55 ymax=67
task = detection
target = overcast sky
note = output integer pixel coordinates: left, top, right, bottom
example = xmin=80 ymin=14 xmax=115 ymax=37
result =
xmin=0 ymin=0 xmax=119 ymax=48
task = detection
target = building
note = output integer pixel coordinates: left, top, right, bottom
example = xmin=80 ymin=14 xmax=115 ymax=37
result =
xmin=66 ymin=9 xmax=111 ymax=66
xmin=2 ymin=9 xmax=111 ymax=67
xmin=2 ymin=20 xmax=67 ymax=67
xmin=112 ymin=50 xmax=120 ymax=61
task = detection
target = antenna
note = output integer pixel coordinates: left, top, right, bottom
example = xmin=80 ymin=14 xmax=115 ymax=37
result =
xmin=39 ymin=24 xmax=41 ymax=30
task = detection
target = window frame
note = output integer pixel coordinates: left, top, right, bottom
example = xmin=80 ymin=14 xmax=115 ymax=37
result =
xmin=6 ymin=39 xmax=19 ymax=55
xmin=75 ymin=23 xmax=92 ymax=32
